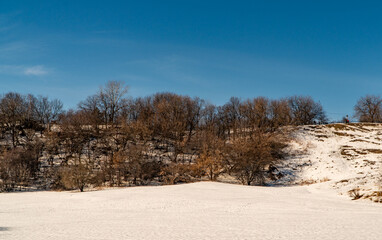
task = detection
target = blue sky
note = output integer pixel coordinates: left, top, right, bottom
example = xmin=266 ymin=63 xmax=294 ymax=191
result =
xmin=1 ymin=1 xmax=382 ymax=121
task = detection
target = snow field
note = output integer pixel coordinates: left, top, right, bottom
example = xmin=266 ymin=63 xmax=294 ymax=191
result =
xmin=1 ymin=182 xmax=382 ymax=240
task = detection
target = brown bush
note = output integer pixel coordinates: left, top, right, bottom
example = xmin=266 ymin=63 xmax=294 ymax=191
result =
xmin=0 ymin=148 xmax=39 ymax=191
xmin=56 ymin=164 xmax=91 ymax=192
xmin=225 ymin=132 xmax=284 ymax=185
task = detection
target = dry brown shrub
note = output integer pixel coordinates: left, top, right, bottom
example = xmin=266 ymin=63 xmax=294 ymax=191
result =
xmin=348 ymin=188 xmax=364 ymax=200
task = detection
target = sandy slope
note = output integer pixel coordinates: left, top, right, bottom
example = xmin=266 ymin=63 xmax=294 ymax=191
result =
xmin=1 ymin=182 xmax=382 ymax=240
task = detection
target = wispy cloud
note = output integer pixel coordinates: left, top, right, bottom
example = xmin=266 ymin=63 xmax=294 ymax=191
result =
xmin=24 ymin=65 xmax=48 ymax=76
xmin=0 ymin=65 xmax=50 ymax=76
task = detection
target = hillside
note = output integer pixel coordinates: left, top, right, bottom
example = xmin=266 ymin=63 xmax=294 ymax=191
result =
xmin=278 ymin=123 xmax=382 ymax=202
xmin=2 ymin=124 xmax=382 ymax=239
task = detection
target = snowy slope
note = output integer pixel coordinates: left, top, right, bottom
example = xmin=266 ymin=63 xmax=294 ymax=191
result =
xmin=2 ymin=123 xmax=382 ymax=240
xmin=279 ymin=123 xmax=382 ymax=201
xmin=1 ymin=182 xmax=382 ymax=240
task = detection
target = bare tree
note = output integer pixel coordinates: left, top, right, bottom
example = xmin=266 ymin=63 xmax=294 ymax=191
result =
xmin=78 ymin=94 xmax=104 ymax=135
xmin=0 ymin=87 xmax=303 ymax=190
xmin=98 ymin=80 xmax=129 ymax=126
xmin=33 ymin=96 xmax=63 ymax=131
xmin=269 ymin=98 xmax=292 ymax=129
xmin=0 ymin=148 xmax=41 ymax=191
xmin=0 ymin=92 xmax=27 ymax=147
xmin=184 ymin=97 xmax=204 ymax=143
xmin=122 ymin=144 xmax=161 ymax=185
xmin=55 ymin=110 xmax=94 ymax=191
xmin=288 ymin=96 xmax=327 ymax=125
xmin=240 ymin=97 xmax=270 ymax=134
xmin=194 ymin=130 xmax=224 ymax=181
xmin=152 ymin=93 xmax=189 ymax=162
xmin=218 ymin=97 xmax=242 ymax=140
xmin=123 ymin=97 xmax=154 ymax=142
xmin=225 ymin=132 xmax=282 ymax=185
xmin=354 ymin=95 xmax=382 ymax=122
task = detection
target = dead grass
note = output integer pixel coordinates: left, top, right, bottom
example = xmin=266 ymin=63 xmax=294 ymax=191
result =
xmin=320 ymin=177 xmax=330 ymax=183
xmin=366 ymin=149 xmax=382 ymax=154
xmin=350 ymin=139 xmax=371 ymax=143
xmin=333 ymin=131 xmax=354 ymax=137
xmin=328 ymin=123 xmax=372 ymax=133
xmin=363 ymin=191 xmax=382 ymax=203
xmin=340 ymin=147 xmax=368 ymax=157
xmin=363 ymin=160 xmax=376 ymax=165
xmin=350 ymin=139 xmax=381 ymax=145
xmin=340 ymin=149 xmax=353 ymax=157
xmin=352 ymin=123 xmax=382 ymax=128
xmin=299 ymin=179 xmax=317 ymax=185
xmin=315 ymin=134 xmax=329 ymax=138
xmin=299 ymin=177 xmax=330 ymax=185
xmin=355 ymin=149 xmax=368 ymax=155
xmin=327 ymin=123 xmax=351 ymax=131
xmin=338 ymin=179 xmax=349 ymax=183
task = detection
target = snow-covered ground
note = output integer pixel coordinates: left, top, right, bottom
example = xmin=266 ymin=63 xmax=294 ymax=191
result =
xmin=279 ymin=123 xmax=382 ymax=201
xmin=1 ymin=181 xmax=382 ymax=240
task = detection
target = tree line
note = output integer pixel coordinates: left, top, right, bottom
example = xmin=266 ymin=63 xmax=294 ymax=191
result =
xmin=1 ymin=80 xmax=373 ymax=192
